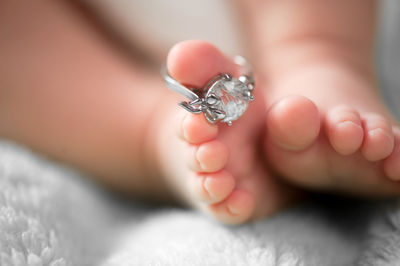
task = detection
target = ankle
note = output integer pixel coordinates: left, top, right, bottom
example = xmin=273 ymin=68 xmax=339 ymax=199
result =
xmin=259 ymin=39 xmax=383 ymax=111
xmin=258 ymin=36 xmax=376 ymax=86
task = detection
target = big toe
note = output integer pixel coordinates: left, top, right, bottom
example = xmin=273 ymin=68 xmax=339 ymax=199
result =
xmin=167 ymin=40 xmax=237 ymax=88
xmin=266 ymin=95 xmax=320 ymax=151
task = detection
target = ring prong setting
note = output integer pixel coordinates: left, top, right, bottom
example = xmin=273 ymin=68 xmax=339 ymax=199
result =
xmin=163 ymin=55 xmax=254 ymax=126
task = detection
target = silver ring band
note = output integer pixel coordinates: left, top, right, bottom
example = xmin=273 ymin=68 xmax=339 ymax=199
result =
xmin=162 ymin=55 xmax=255 ymax=126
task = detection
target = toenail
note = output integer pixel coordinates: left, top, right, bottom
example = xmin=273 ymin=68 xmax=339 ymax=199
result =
xmin=195 ymin=148 xmax=206 ymax=170
xmin=338 ymin=121 xmax=362 ymax=129
xmin=226 ymin=204 xmax=240 ymax=216
xmin=369 ymin=128 xmax=393 ymax=139
xmin=203 ymin=177 xmax=215 ymax=198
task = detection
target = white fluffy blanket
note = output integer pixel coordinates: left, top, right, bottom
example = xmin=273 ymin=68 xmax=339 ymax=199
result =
xmin=1 ymin=141 xmax=400 ymax=266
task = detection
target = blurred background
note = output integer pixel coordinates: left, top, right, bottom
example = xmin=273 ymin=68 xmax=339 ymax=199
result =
xmin=81 ymin=0 xmax=400 ymax=116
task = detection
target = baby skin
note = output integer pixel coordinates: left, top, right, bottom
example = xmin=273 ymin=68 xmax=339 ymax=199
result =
xmin=161 ymin=39 xmax=400 ymax=224
xmin=160 ymin=0 xmax=400 ymax=223
xmin=1 ymin=0 xmax=400 ymax=225
xmin=158 ymin=42 xmax=299 ymax=224
xmin=240 ymin=0 xmax=400 ymax=196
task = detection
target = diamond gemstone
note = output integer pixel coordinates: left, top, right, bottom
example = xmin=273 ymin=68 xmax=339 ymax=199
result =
xmin=206 ymin=79 xmax=249 ymax=123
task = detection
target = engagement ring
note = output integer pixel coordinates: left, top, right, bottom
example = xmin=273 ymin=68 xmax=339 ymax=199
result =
xmin=163 ymin=56 xmax=255 ymax=126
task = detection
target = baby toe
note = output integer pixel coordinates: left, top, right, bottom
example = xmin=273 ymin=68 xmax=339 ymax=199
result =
xmin=384 ymin=127 xmax=400 ymax=181
xmin=167 ymin=40 xmax=237 ymax=88
xmin=326 ymin=106 xmax=364 ymax=155
xmin=179 ymin=113 xmax=218 ymax=144
xmin=361 ymin=113 xmax=395 ymax=161
xmin=266 ymin=95 xmax=320 ymax=151
xmin=208 ymin=189 xmax=254 ymax=225
xmin=186 ymin=140 xmax=229 ymax=173
xmin=190 ymin=170 xmax=235 ymax=204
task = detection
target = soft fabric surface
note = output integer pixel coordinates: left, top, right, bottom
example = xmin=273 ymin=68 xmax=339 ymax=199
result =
xmin=1 ymin=141 xmax=400 ymax=266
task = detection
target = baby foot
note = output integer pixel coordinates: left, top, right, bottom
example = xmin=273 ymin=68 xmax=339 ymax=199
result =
xmin=263 ymin=64 xmax=400 ymax=196
xmin=156 ymin=41 xmax=298 ymax=224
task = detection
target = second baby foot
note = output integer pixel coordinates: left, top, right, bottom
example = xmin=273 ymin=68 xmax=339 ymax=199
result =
xmin=264 ymin=64 xmax=400 ymax=196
